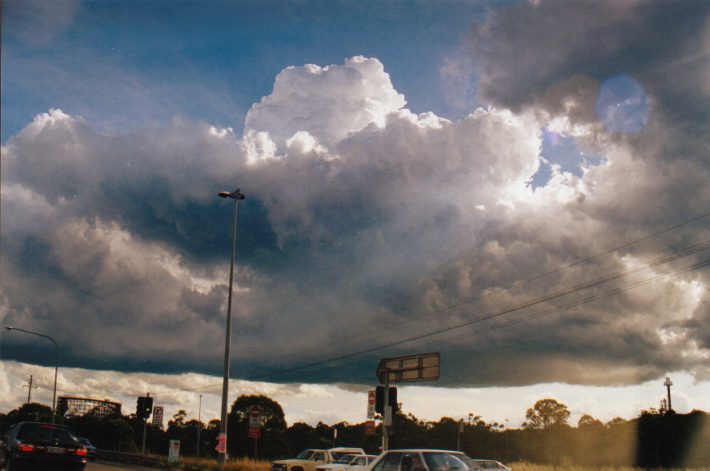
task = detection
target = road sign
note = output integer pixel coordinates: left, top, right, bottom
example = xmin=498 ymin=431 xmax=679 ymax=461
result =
xmin=215 ymin=433 xmax=227 ymax=453
xmin=152 ymin=406 xmax=164 ymax=427
xmin=376 ymin=352 xmax=440 ymax=384
xmin=249 ymin=405 xmax=262 ymax=428
xmin=248 ymin=427 xmax=262 ymax=439
xmin=168 ymin=440 xmax=180 ymax=464
xmin=249 ymin=405 xmax=261 ymax=417
xmin=367 ymin=390 xmax=375 ymax=418
xmin=365 ymin=420 xmax=376 ymax=435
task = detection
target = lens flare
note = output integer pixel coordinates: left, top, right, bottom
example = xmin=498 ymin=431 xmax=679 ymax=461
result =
xmin=594 ymin=75 xmax=649 ymax=133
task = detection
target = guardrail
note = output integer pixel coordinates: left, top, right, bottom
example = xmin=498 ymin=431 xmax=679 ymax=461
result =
xmin=97 ymin=449 xmax=166 ymax=468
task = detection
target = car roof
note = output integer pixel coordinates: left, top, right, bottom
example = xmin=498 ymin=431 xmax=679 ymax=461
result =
xmin=386 ymin=449 xmax=464 ymax=453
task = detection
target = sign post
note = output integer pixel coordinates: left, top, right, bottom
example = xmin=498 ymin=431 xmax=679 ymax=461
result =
xmin=248 ymin=405 xmax=262 ymax=458
xmin=375 ymin=352 xmax=440 ymax=452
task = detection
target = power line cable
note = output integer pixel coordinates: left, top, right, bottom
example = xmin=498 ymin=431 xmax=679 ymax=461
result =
xmin=236 ymin=249 xmax=710 ymax=382
xmin=267 ymin=212 xmax=710 ymax=361
xmin=407 ymin=258 xmax=710 ymax=352
xmin=151 ymin=227 xmax=710 ymax=398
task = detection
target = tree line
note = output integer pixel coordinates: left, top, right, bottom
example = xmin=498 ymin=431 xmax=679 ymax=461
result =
xmin=1 ymin=396 xmax=708 ymax=468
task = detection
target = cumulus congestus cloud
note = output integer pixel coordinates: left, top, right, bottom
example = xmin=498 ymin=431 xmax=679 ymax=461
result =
xmin=1 ymin=48 xmax=708 ymax=388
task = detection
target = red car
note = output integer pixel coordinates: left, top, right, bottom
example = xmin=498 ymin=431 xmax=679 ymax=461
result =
xmin=0 ymin=422 xmax=88 ymax=470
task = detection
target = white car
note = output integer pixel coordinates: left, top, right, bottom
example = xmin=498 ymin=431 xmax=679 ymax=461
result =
xmin=272 ymin=447 xmax=366 ymax=471
xmin=369 ymin=449 xmax=511 ymax=471
xmin=469 ymin=460 xmax=511 ymax=471
xmin=316 ymin=454 xmax=377 ymax=471
xmin=350 ymin=454 xmax=378 ymax=471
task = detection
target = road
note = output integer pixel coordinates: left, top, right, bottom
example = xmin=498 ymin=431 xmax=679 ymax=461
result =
xmin=87 ymin=460 xmax=161 ymax=470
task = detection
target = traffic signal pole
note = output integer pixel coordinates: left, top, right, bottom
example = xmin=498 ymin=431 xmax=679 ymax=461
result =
xmin=142 ymin=419 xmax=147 ymax=454
xmin=140 ymin=392 xmax=151 ymax=454
xmin=382 ymin=370 xmax=390 ymax=452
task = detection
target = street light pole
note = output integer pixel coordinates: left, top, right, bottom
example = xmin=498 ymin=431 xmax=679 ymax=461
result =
xmin=217 ymin=189 xmax=245 ymax=463
xmin=6 ymin=327 xmax=59 ymax=424
xmin=196 ymin=394 xmax=202 ymax=458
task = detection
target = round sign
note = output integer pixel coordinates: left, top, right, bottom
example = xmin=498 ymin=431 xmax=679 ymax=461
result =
xmin=249 ymin=405 xmax=261 ymax=418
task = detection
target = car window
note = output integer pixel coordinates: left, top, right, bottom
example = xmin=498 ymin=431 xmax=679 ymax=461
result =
xmin=422 ymin=453 xmax=467 ymax=471
xmin=313 ymin=451 xmax=326 ymax=462
xmin=401 ymin=452 xmax=427 ymax=471
xmin=17 ymin=423 xmax=79 ymax=443
xmin=372 ymin=452 xmax=403 ymax=471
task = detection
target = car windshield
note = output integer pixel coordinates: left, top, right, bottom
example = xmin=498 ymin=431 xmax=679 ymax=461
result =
xmin=296 ymin=450 xmax=317 ymax=460
xmin=79 ymin=438 xmax=93 ymax=446
xmin=332 ymin=452 xmax=357 ymax=460
xmin=423 ymin=452 xmax=469 ymax=471
xmin=17 ymin=424 xmax=79 ymax=443
xmin=335 ymin=454 xmax=358 ymax=464
xmin=472 ymin=461 xmax=504 ymax=469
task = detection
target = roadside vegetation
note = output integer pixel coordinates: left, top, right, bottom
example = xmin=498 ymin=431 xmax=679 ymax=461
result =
xmin=1 ymin=395 xmax=709 ymax=469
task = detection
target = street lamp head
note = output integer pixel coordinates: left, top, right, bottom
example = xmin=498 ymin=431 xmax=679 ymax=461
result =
xmin=6 ymin=326 xmax=14 ymax=331
xmin=218 ymin=189 xmax=246 ymax=200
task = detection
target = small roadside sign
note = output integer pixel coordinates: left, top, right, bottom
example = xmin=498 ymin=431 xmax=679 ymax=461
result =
xmin=249 ymin=427 xmax=262 ymax=439
xmin=249 ymin=405 xmax=262 ymax=428
xmin=152 ymin=406 xmax=164 ymax=427
xmin=367 ymin=390 xmax=376 ymax=418
xmin=168 ymin=440 xmax=180 ymax=464
xmin=364 ymin=420 xmax=376 ymax=435
xmin=215 ymin=433 xmax=227 ymax=453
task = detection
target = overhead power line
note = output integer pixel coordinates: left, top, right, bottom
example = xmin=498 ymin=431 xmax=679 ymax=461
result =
xmin=151 ymin=213 xmax=710 ymax=398
xmin=266 ymin=212 xmax=710 ymax=363
xmin=245 ymin=259 xmax=710 ymax=381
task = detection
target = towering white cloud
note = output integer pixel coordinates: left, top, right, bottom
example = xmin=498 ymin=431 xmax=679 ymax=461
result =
xmin=244 ymin=56 xmax=406 ymax=156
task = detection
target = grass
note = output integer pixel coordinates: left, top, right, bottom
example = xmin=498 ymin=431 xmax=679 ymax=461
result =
xmin=167 ymin=456 xmax=272 ymax=470
xmin=164 ymin=459 xmax=710 ymax=471
xmin=508 ymin=462 xmax=710 ymax=471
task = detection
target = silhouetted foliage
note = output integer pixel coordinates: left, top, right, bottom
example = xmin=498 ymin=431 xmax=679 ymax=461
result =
xmin=524 ymin=398 xmax=570 ymax=429
xmin=1 ymin=396 xmax=708 ymax=467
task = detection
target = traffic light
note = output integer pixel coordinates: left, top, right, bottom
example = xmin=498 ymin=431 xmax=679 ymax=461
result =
xmin=136 ymin=397 xmax=145 ymax=418
xmin=136 ymin=396 xmax=153 ymax=420
xmin=375 ymin=386 xmax=397 ymax=414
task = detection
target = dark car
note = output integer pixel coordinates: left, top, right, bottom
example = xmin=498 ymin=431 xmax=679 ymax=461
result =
xmin=78 ymin=438 xmax=97 ymax=461
xmin=0 ymin=422 xmax=88 ymax=470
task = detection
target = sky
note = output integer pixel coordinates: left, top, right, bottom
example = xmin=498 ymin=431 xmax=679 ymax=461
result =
xmin=1 ymin=0 xmax=710 ymax=430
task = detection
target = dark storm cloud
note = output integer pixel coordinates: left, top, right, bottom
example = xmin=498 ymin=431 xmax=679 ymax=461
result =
xmin=470 ymin=0 xmax=710 ymax=127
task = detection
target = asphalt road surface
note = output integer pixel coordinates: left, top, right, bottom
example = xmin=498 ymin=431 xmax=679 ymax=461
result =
xmin=87 ymin=460 xmax=161 ymax=470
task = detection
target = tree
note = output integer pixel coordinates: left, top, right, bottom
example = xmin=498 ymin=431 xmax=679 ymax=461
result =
xmin=578 ymin=414 xmax=603 ymax=429
xmin=6 ymin=403 xmax=53 ymax=425
xmin=524 ymin=399 xmax=570 ymax=429
xmin=227 ymin=394 xmax=289 ymax=459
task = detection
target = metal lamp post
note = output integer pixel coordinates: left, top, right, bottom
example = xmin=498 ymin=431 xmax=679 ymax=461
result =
xmin=217 ymin=189 xmax=245 ymax=463
xmin=6 ymin=327 xmax=59 ymax=424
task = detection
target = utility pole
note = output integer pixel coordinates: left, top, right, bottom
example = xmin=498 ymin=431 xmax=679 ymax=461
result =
xmin=142 ymin=392 xmax=150 ymax=454
xmin=664 ymin=377 xmax=673 ymax=413
xmin=24 ymin=375 xmax=39 ymax=404
xmin=196 ymin=394 xmax=202 ymax=458
xmin=457 ymin=419 xmax=463 ymax=451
